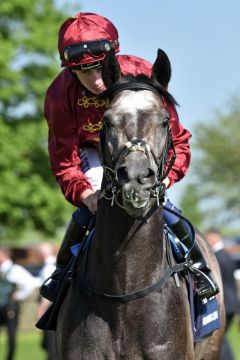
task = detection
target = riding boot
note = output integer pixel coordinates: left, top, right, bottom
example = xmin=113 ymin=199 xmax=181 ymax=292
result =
xmin=40 ymin=212 xmax=91 ymax=302
xmin=170 ymin=220 xmax=219 ymax=300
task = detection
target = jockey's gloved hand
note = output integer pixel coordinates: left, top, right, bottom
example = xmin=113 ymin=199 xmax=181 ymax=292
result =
xmin=81 ymin=189 xmax=100 ymax=212
xmin=162 ymin=176 xmax=170 ymax=189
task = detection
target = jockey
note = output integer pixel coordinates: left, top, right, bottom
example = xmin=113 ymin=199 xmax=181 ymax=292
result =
xmin=40 ymin=12 xmax=218 ymax=302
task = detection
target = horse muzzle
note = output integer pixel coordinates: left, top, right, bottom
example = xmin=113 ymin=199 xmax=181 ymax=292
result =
xmin=115 ymin=151 xmax=158 ymax=216
xmin=101 ymin=138 xmax=166 ymax=215
xmin=121 ymin=184 xmax=152 ymax=217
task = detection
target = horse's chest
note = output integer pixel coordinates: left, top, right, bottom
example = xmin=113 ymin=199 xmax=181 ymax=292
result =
xmin=78 ymin=292 xmax=192 ymax=359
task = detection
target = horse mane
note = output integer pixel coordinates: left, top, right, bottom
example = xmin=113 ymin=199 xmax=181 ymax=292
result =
xmin=100 ymin=74 xmax=179 ymax=107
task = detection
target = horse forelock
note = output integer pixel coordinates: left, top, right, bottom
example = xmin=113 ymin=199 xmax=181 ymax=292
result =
xmin=113 ymin=90 xmax=161 ymax=114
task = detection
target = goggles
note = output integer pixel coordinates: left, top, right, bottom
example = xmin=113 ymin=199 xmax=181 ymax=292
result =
xmin=72 ymin=61 xmax=102 ymax=72
xmin=63 ymin=39 xmax=118 ymax=64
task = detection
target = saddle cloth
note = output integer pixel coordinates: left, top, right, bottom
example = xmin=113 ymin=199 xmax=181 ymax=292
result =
xmin=187 ymin=272 xmax=221 ymax=342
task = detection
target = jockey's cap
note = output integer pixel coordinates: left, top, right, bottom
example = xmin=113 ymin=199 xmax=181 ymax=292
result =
xmin=58 ymin=12 xmax=120 ymax=68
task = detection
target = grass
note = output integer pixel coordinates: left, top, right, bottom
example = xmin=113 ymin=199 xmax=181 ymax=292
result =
xmin=0 ymin=321 xmax=240 ymax=359
xmin=0 ymin=329 xmax=46 ymax=360
xmin=227 ymin=318 xmax=240 ymax=359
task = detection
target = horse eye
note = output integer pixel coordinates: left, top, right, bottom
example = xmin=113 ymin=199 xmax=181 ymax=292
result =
xmin=163 ymin=117 xmax=170 ymax=127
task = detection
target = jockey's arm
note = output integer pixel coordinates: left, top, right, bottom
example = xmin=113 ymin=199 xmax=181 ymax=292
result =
xmin=165 ymin=102 xmax=192 ymax=187
xmin=45 ymin=89 xmax=94 ymax=208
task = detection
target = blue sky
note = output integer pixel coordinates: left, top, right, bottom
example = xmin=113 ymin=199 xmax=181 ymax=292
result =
xmin=66 ymin=1 xmax=240 ymax=203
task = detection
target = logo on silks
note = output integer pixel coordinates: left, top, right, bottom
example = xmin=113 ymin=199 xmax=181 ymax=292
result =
xmin=77 ymin=96 xmax=109 ymax=109
xmin=83 ymin=119 xmax=103 ymax=133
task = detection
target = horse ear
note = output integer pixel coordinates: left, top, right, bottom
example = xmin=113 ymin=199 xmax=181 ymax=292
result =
xmin=152 ymin=49 xmax=171 ymax=88
xmin=101 ymin=49 xmax=121 ymax=88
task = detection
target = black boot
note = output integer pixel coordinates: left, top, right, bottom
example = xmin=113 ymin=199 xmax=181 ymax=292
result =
xmin=39 ymin=265 xmax=65 ymax=302
xmin=39 ymin=218 xmax=88 ymax=301
xmin=170 ymin=220 xmax=219 ymax=300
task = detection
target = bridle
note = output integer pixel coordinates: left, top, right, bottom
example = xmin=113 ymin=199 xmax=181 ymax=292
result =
xmin=99 ymin=83 xmax=176 ymax=209
xmin=77 ymin=82 xmax=191 ymax=302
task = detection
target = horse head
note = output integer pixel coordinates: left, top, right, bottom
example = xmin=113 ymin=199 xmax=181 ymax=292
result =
xmin=100 ymin=49 xmax=177 ymax=217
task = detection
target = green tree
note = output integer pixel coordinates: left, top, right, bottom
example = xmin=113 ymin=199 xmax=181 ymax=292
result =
xmin=0 ymin=0 xmax=77 ymax=242
xmin=179 ymin=182 xmax=203 ymax=228
xmin=180 ymin=96 xmax=240 ymax=228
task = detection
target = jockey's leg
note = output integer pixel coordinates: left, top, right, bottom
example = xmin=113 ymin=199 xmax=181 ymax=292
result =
xmin=40 ymin=207 xmax=93 ymax=302
xmin=40 ymin=147 xmax=103 ymax=302
xmin=164 ymin=199 xmax=219 ymax=300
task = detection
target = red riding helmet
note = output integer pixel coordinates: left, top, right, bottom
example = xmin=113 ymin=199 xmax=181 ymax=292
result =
xmin=58 ymin=12 xmax=120 ymax=68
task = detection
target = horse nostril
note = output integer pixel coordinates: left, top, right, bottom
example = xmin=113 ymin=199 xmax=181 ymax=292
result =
xmin=116 ymin=166 xmax=129 ymax=182
xmin=137 ymin=168 xmax=155 ymax=184
xmin=146 ymin=168 xmax=155 ymax=178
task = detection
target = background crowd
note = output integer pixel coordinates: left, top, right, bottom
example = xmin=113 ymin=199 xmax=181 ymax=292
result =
xmin=1 ymin=231 xmax=240 ymax=360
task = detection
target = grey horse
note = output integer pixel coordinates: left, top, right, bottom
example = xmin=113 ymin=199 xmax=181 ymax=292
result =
xmin=56 ymin=49 xmax=225 ymax=360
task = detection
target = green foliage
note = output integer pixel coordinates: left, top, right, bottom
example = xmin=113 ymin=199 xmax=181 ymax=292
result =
xmin=180 ymin=96 xmax=240 ymax=228
xmin=0 ymin=0 xmax=77 ymax=242
xmin=179 ymin=183 xmax=203 ymax=228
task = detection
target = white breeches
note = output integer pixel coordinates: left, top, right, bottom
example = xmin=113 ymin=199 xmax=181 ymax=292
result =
xmin=79 ymin=147 xmax=103 ymax=191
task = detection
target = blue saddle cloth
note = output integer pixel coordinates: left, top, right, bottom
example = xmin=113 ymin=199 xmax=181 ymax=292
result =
xmin=71 ymin=228 xmax=221 ymax=342
xmin=71 ymin=228 xmax=94 ymax=256
xmin=166 ymin=230 xmax=221 ymax=341
xmin=187 ymin=272 xmax=221 ymax=342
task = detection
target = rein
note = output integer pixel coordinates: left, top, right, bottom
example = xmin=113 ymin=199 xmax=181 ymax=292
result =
xmin=80 ymin=262 xmax=188 ymax=303
xmin=78 ymin=204 xmax=192 ymax=303
xmin=78 ymin=205 xmax=194 ymax=303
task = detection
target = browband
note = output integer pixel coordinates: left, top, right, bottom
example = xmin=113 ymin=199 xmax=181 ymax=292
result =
xmin=102 ymin=82 xmax=161 ymax=100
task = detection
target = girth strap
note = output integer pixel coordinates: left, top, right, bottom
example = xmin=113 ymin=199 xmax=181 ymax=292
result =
xmin=79 ymin=261 xmax=188 ymax=303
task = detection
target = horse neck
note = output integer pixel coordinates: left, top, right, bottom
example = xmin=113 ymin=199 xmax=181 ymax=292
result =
xmin=85 ymin=199 xmax=167 ymax=293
